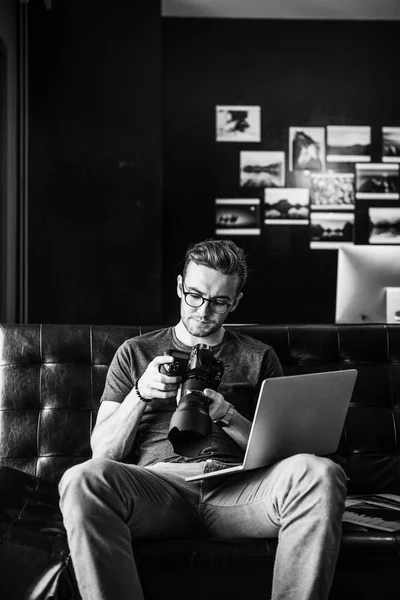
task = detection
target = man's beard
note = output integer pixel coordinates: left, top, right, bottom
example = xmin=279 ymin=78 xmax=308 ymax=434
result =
xmin=181 ymin=314 xmax=222 ymax=338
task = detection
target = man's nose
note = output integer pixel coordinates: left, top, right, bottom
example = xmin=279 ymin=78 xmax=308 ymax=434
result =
xmin=197 ymin=300 xmax=212 ymax=316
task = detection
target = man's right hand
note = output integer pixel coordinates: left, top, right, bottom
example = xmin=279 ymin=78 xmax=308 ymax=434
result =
xmin=136 ymin=355 xmax=182 ymax=401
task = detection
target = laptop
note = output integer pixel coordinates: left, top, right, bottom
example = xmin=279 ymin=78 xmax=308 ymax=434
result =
xmin=185 ymin=369 xmax=357 ymax=482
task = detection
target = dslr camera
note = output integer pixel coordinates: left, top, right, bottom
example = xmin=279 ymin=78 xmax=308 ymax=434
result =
xmin=161 ymin=344 xmax=224 ymax=457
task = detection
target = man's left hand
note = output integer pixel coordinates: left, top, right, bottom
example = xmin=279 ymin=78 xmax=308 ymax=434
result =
xmin=203 ymin=388 xmax=230 ymax=422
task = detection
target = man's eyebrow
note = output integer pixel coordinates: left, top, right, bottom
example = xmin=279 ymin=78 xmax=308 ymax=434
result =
xmin=185 ymin=285 xmax=232 ymax=301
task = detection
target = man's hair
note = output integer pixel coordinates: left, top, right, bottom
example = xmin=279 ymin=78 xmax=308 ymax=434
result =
xmin=182 ymin=239 xmax=248 ymax=293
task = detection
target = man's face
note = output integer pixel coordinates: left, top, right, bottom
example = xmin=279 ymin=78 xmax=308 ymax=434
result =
xmin=177 ymin=261 xmax=242 ymax=339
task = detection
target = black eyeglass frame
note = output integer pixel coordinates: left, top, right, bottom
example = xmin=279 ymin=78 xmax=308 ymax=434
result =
xmin=181 ymin=281 xmax=236 ymax=315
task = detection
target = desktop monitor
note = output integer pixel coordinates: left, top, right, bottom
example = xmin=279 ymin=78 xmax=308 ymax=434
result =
xmin=335 ymin=245 xmax=400 ymax=323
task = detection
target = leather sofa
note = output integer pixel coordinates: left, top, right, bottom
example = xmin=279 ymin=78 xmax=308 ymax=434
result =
xmin=1 ymin=323 xmax=400 ymax=599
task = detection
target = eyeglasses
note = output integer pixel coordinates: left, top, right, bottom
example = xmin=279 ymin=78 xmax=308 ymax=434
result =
xmin=181 ymin=281 xmax=234 ymax=315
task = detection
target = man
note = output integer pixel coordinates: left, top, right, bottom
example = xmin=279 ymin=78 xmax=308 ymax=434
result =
xmin=59 ymin=238 xmax=347 ymax=600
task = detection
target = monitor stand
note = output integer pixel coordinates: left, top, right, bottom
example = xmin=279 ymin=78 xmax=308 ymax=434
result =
xmin=385 ymin=288 xmax=400 ymax=323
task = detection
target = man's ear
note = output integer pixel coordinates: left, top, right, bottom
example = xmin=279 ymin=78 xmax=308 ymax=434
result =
xmin=229 ymin=292 xmax=243 ymax=313
xmin=177 ymin=274 xmax=183 ymax=299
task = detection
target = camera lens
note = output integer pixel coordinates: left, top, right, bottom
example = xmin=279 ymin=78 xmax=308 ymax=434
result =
xmin=167 ymin=344 xmax=224 ymax=457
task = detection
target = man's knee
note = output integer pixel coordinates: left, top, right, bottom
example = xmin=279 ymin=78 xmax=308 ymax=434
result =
xmin=286 ymin=453 xmax=347 ymax=498
xmin=59 ymin=457 xmax=118 ymax=510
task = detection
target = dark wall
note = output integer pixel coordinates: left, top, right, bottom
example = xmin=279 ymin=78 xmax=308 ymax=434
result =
xmin=0 ymin=0 xmax=18 ymax=323
xmin=162 ymin=18 xmax=400 ymax=325
xmin=28 ymin=0 xmax=162 ymax=324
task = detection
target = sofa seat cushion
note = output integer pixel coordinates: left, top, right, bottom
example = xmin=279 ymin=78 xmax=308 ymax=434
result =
xmin=341 ymin=522 xmax=400 ymax=557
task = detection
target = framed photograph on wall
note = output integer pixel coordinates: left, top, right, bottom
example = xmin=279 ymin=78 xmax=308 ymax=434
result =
xmin=289 ymin=127 xmax=325 ymax=171
xmin=382 ymin=127 xmax=400 ymax=163
xmin=216 ymin=105 xmax=261 ymax=142
xmin=310 ymin=172 xmax=355 ymax=210
xmin=240 ymin=151 xmax=285 ymax=188
xmin=215 ymin=199 xmax=261 ymax=235
xmin=310 ymin=211 xmax=354 ymax=249
xmin=356 ymin=163 xmax=400 ymax=199
xmin=264 ymin=188 xmax=309 ymax=224
xmin=327 ymin=126 xmax=371 ymax=163
xmin=368 ymin=208 xmax=400 ymax=244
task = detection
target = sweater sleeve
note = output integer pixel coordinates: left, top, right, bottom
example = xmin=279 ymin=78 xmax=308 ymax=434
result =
xmin=263 ymin=346 xmax=284 ymax=379
xmin=248 ymin=346 xmax=284 ymax=416
xmin=100 ymin=342 xmax=134 ymax=404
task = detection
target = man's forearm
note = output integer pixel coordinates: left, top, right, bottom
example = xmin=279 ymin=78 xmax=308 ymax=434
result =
xmin=223 ymin=408 xmax=252 ymax=450
xmin=91 ymin=391 xmax=147 ymax=460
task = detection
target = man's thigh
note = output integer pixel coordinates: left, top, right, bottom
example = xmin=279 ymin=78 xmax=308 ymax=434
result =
xmin=128 ymin=461 xmax=205 ymax=539
xmin=61 ymin=458 xmax=205 ymax=540
xmin=201 ymin=462 xmax=281 ymax=538
xmin=201 ymin=454 xmax=343 ymax=538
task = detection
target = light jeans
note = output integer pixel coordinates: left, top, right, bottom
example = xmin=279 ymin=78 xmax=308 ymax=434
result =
xmin=59 ymin=455 xmax=347 ymax=600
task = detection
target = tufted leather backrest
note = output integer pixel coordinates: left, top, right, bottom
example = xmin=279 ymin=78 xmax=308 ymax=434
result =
xmin=0 ymin=323 xmax=400 ymax=493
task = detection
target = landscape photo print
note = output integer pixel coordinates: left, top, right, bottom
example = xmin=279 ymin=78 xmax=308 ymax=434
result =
xmin=216 ymin=105 xmax=261 ymax=142
xmin=382 ymin=127 xmax=400 ymax=163
xmin=310 ymin=211 xmax=355 ymax=249
xmin=368 ymin=208 xmax=400 ymax=244
xmin=240 ymin=151 xmax=285 ymax=188
xmin=215 ymin=198 xmax=261 ymax=235
xmin=327 ymin=126 xmax=371 ymax=163
xmin=264 ymin=188 xmax=309 ymax=224
xmin=356 ymin=163 xmax=400 ymax=199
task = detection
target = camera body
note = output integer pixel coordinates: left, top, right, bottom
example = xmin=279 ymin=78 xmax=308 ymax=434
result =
xmin=161 ymin=349 xmax=191 ymax=378
xmin=163 ymin=344 xmax=224 ymax=457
